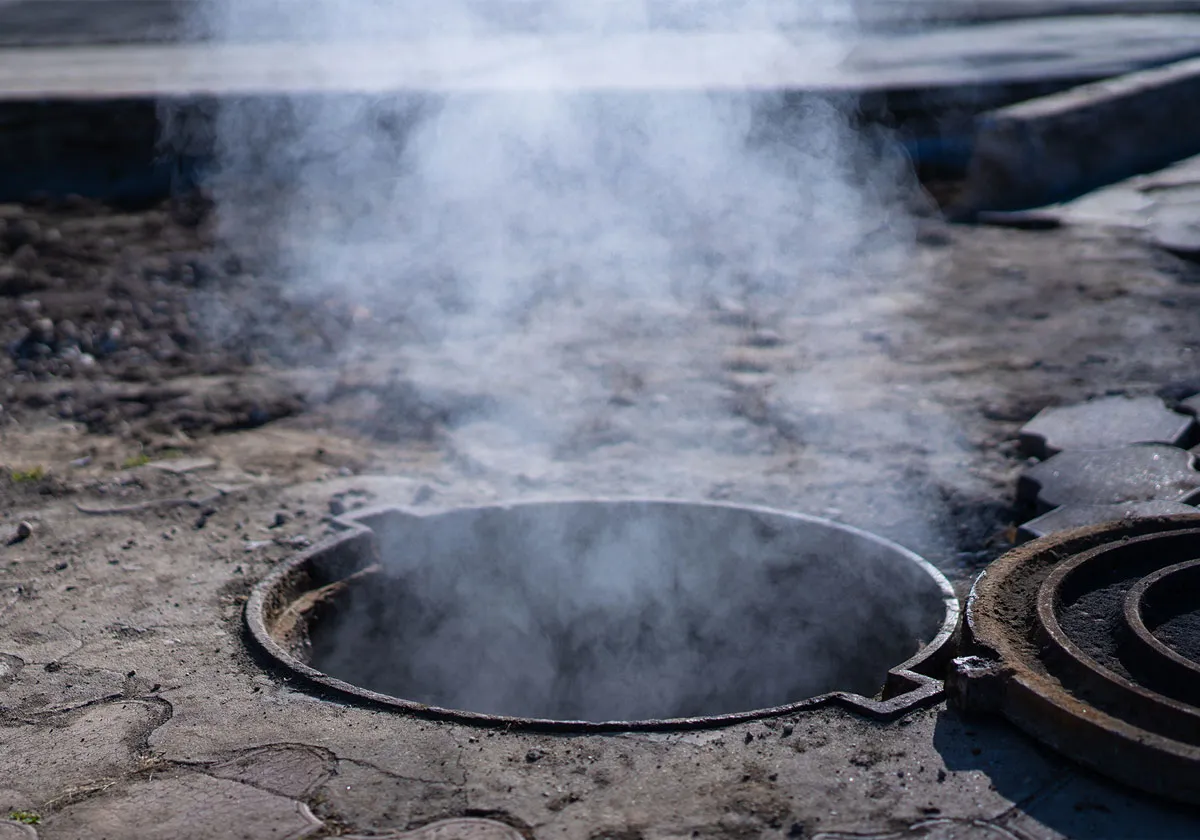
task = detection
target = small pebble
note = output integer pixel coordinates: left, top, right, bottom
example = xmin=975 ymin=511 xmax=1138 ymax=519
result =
xmin=269 ymin=512 xmax=289 ymax=529
xmin=14 ymin=521 xmax=33 ymax=542
xmin=12 ymin=244 xmax=39 ymax=270
xmin=276 ymin=535 xmax=311 ymax=550
xmin=32 ymin=318 xmax=54 ymax=341
xmin=328 ymin=498 xmax=346 ymax=516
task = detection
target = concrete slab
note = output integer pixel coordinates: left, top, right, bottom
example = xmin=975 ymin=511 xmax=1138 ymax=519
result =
xmin=1017 ymin=499 xmax=1199 ymax=541
xmin=41 ymin=772 xmax=324 ymax=840
xmin=1041 ymin=152 xmax=1200 ymax=261
xmin=1017 ymin=394 xmax=1196 ymax=458
xmin=3 ymin=17 xmax=1200 ymax=99
xmin=1017 ymin=444 xmax=1200 ymax=511
xmin=1051 ymin=147 xmax=1200 ymax=226
xmin=957 ymin=54 xmax=1200 ymax=213
xmin=1150 ymin=201 xmax=1200 ymax=258
xmin=6 ymin=0 xmax=1200 ymax=47
xmin=1040 ymin=150 xmax=1200 ymax=260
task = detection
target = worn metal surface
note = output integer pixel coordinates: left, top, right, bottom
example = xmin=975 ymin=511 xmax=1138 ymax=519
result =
xmin=952 ymin=514 xmax=1200 ymax=805
xmin=245 ymin=500 xmax=960 ymax=731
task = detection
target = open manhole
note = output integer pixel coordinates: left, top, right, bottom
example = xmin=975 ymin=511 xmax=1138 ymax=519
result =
xmin=951 ymin=513 xmax=1200 ymax=805
xmin=247 ymin=500 xmax=958 ymax=730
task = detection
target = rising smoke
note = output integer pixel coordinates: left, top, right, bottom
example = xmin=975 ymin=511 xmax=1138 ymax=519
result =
xmin=178 ymin=1 xmax=967 ymax=716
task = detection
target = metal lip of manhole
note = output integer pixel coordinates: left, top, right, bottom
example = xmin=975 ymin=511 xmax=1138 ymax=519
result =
xmin=244 ymin=497 xmax=960 ymax=732
xmin=1126 ymin=559 xmax=1200 ymax=693
xmin=954 ymin=513 xmax=1200 ymax=805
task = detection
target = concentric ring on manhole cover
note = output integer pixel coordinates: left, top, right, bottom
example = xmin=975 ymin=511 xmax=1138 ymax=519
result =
xmin=246 ymin=499 xmax=959 ymax=731
xmin=952 ymin=513 xmax=1200 ymax=805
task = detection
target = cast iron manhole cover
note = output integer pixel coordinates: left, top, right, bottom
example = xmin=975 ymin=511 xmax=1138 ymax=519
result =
xmin=951 ymin=513 xmax=1200 ymax=805
xmin=247 ymin=500 xmax=958 ymax=730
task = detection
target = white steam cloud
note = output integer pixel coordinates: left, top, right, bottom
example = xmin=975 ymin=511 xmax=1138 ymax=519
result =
xmin=175 ymin=0 xmax=970 ymax=714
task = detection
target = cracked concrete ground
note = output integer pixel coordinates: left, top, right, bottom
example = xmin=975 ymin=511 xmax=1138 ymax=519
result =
xmin=4 ymin=215 xmax=1200 ymax=837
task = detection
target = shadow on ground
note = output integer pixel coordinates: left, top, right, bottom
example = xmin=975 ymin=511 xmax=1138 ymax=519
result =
xmin=932 ymin=708 xmax=1200 ymax=837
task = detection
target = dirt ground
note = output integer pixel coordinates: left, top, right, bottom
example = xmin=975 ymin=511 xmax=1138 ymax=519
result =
xmin=3 ymin=194 xmax=1199 ymax=576
xmin=5 ymin=192 xmax=1200 ymax=838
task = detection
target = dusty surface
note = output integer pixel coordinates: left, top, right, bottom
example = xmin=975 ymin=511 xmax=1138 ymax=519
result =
xmin=4 ymin=196 xmax=1200 ymax=837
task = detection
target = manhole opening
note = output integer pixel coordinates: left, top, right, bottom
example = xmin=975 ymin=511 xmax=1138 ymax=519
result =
xmin=252 ymin=500 xmax=956 ymax=727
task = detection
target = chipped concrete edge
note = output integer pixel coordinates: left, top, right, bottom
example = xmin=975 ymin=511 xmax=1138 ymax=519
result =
xmin=955 ymin=54 xmax=1200 ymax=213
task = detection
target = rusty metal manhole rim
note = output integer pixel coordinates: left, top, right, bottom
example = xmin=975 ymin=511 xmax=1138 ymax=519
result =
xmin=245 ymin=497 xmax=960 ymax=732
xmin=956 ymin=513 xmax=1200 ymax=804
xmin=1126 ymin=559 xmax=1200 ymax=685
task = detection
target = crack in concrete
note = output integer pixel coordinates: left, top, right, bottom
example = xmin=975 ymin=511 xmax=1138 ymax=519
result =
xmin=813 ymin=817 xmax=1025 ymax=839
xmin=0 ymin=691 xmax=127 ymax=725
xmin=0 ymin=693 xmax=177 ymax=816
xmin=985 ymin=774 xmax=1075 ymax=840
xmin=188 ymin=742 xmax=338 ymax=798
xmin=333 ymin=756 xmax=452 ymax=788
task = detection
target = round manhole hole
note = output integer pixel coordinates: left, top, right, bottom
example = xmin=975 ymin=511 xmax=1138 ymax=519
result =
xmin=952 ymin=513 xmax=1200 ymax=805
xmin=247 ymin=500 xmax=958 ymax=729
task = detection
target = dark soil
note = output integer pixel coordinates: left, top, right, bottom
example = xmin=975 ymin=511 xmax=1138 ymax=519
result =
xmin=0 ymin=196 xmax=359 ymax=440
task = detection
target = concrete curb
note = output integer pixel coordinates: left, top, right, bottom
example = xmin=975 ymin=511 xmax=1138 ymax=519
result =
xmin=4 ymin=19 xmax=1200 ymax=203
xmin=5 ymin=0 xmax=1200 ymax=48
xmin=956 ymin=54 xmax=1200 ymax=213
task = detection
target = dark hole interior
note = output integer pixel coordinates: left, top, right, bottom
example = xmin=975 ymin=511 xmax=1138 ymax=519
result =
xmin=305 ymin=501 xmax=948 ymax=722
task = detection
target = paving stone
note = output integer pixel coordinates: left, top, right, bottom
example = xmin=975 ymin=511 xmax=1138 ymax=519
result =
xmin=1017 ymin=444 xmax=1200 ymax=512
xmin=1182 ymin=393 xmax=1200 ymax=416
xmin=0 ymin=700 xmax=162 ymax=799
xmin=1049 ymin=148 xmax=1200 ymax=230
xmin=342 ymin=818 xmax=524 ymax=840
xmin=1149 ymin=202 xmax=1200 ymax=258
xmin=1018 ymin=500 xmax=1200 ymax=541
xmin=42 ymin=772 xmax=322 ymax=840
xmin=204 ymin=745 xmax=335 ymax=799
xmin=316 ymin=760 xmax=466 ymax=834
xmin=1018 ymin=395 xmax=1196 ymax=458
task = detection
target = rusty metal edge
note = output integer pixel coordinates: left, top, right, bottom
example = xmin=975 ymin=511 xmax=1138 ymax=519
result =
xmin=1126 ymin=559 xmax=1200 ymax=686
xmin=958 ymin=513 xmax=1200 ymax=805
xmin=244 ymin=498 xmax=960 ymax=732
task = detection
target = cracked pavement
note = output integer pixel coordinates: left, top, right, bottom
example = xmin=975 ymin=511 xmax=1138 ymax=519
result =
xmin=4 ymin=216 xmax=1200 ymax=836
xmin=2 ymin=434 xmax=1200 ymax=839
